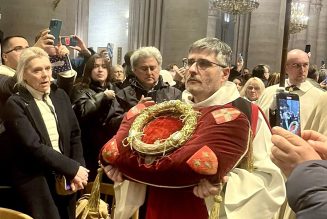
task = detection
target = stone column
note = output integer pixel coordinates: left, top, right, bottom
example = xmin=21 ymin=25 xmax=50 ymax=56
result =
xmin=160 ymin=0 xmax=209 ymax=67
xmin=248 ymin=0 xmax=286 ymax=72
xmin=306 ymin=0 xmax=321 ymax=64
xmin=315 ymin=0 xmax=327 ymax=66
xmin=207 ymin=7 xmax=220 ymax=37
xmin=232 ymin=13 xmax=251 ymax=67
xmin=0 ymin=0 xmax=77 ymax=44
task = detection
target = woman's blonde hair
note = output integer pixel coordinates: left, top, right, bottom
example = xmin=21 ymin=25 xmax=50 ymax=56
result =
xmin=240 ymin=77 xmax=265 ymax=100
xmin=16 ymin=47 xmax=49 ymax=86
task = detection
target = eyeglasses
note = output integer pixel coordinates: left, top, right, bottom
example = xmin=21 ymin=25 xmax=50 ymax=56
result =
xmin=247 ymin=86 xmax=260 ymax=91
xmin=114 ymin=70 xmax=124 ymax=74
xmin=289 ymin=63 xmax=309 ymax=69
xmin=183 ymin=58 xmax=227 ymax=70
xmin=3 ymin=46 xmax=28 ymax=54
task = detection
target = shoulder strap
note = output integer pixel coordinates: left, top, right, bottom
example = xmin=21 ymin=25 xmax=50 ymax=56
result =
xmin=251 ymin=103 xmax=259 ymax=136
xmin=231 ymin=98 xmax=259 ymax=137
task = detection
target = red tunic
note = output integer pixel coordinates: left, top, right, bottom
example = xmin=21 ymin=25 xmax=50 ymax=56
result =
xmin=101 ymin=102 xmax=250 ymax=218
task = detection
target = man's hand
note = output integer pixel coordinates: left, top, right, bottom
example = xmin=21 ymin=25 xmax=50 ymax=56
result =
xmin=193 ymin=177 xmax=228 ymax=199
xmin=271 ymin=127 xmax=323 ymax=176
xmin=302 ymin=130 xmax=327 ymax=159
xmin=173 ymin=67 xmax=186 ymax=82
xmin=104 ymin=89 xmax=115 ymax=100
xmin=102 ymin=164 xmax=124 ymax=183
xmin=34 ymin=29 xmax=55 ymax=50
xmin=56 ymin=44 xmax=69 ymax=57
xmin=138 ymin=95 xmax=155 ymax=106
xmin=69 ymin=35 xmax=91 ymax=56
xmin=236 ymin=59 xmax=244 ymax=72
xmin=72 ymin=166 xmax=89 ymax=190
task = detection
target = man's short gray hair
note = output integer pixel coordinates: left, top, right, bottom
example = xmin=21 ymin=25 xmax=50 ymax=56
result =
xmin=16 ymin=47 xmax=49 ymax=86
xmin=130 ymin=46 xmax=162 ymax=71
xmin=189 ymin=37 xmax=232 ymax=67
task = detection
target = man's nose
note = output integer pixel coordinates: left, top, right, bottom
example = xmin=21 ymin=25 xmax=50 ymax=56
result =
xmin=41 ymin=69 xmax=48 ymax=75
xmin=188 ymin=61 xmax=198 ymax=73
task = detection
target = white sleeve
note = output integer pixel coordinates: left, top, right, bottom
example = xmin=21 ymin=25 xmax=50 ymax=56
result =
xmin=58 ymin=69 xmax=77 ymax=78
xmin=223 ymin=111 xmax=286 ymax=219
xmin=256 ymin=87 xmax=277 ymax=121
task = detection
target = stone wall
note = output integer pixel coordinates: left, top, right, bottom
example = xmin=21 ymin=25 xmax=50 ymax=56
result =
xmin=160 ymin=0 xmax=209 ymax=68
xmin=0 ymin=0 xmax=77 ymax=45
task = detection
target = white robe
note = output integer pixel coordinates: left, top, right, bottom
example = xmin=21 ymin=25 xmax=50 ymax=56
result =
xmin=304 ymin=92 xmax=327 ymax=136
xmin=113 ymin=81 xmax=286 ymax=219
xmin=257 ymin=80 xmax=324 ymax=129
xmin=183 ymin=82 xmax=286 ymax=219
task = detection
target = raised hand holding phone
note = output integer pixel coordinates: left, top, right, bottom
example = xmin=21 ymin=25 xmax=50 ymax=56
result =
xmin=60 ymin=35 xmax=78 ymax=47
xmin=49 ymin=19 xmax=62 ymax=46
xmin=276 ymin=92 xmax=301 ymax=136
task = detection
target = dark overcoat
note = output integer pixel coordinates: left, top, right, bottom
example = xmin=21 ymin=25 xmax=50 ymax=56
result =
xmin=3 ymin=84 xmax=85 ymax=219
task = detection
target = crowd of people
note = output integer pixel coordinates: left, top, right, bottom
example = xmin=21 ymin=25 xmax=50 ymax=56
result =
xmin=0 ymin=27 xmax=326 ymax=219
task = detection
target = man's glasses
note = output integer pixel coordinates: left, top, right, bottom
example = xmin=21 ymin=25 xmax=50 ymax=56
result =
xmin=183 ymin=58 xmax=227 ymax=70
xmin=3 ymin=46 xmax=28 ymax=54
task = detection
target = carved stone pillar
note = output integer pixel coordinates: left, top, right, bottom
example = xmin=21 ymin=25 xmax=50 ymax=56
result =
xmin=315 ymin=0 xmax=327 ymax=66
xmin=207 ymin=7 xmax=220 ymax=37
xmin=306 ymin=0 xmax=322 ymax=64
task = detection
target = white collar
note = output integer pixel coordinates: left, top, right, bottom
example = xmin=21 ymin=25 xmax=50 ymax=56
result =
xmin=182 ymin=81 xmax=240 ymax=108
xmin=285 ymin=79 xmax=313 ymax=92
xmin=24 ymin=84 xmax=50 ymax=100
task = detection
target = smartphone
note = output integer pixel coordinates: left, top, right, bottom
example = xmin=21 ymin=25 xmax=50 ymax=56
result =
xmin=49 ymin=19 xmax=62 ymax=45
xmin=276 ymin=92 xmax=301 ymax=136
xmin=60 ymin=36 xmax=77 ymax=46
xmin=305 ymin=44 xmax=311 ymax=53
xmin=182 ymin=58 xmax=188 ymax=69
xmin=238 ymin=53 xmax=243 ymax=62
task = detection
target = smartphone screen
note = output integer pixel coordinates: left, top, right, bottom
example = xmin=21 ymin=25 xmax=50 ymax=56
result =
xmin=60 ymin=36 xmax=77 ymax=46
xmin=49 ymin=19 xmax=62 ymax=45
xmin=276 ymin=92 xmax=301 ymax=136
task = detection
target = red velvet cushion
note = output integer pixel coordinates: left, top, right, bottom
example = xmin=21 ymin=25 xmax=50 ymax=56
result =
xmin=101 ymin=104 xmax=250 ymax=187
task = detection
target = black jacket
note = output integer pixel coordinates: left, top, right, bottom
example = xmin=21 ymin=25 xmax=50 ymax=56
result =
xmin=115 ymin=76 xmax=182 ymax=112
xmin=3 ymin=85 xmax=84 ymax=219
xmin=70 ymin=81 xmax=116 ymax=180
xmin=105 ymin=76 xmax=182 ymax=136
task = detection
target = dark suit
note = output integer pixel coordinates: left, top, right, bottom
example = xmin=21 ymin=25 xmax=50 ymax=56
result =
xmin=3 ymin=84 xmax=85 ymax=219
xmin=287 ymin=160 xmax=327 ymax=219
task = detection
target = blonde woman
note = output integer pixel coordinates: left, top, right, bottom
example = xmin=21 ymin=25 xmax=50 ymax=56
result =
xmin=3 ymin=47 xmax=88 ymax=219
xmin=240 ymin=77 xmax=265 ymax=102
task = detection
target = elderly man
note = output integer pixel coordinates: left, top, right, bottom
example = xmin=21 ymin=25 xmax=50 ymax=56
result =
xmin=106 ymin=46 xmax=181 ymax=132
xmin=116 ymin=46 xmax=181 ymax=109
xmin=257 ymin=49 xmax=324 ymax=128
xmin=104 ymin=38 xmax=285 ymax=219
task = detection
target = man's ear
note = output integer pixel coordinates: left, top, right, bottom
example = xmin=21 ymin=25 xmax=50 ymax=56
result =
xmin=222 ymin=67 xmax=230 ymax=80
xmin=2 ymin=53 xmax=7 ymax=64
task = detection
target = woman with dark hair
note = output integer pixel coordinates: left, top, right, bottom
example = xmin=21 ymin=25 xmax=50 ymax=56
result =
xmin=70 ymin=53 xmax=116 ymax=180
xmin=267 ymin=72 xmax=280 ymax=87
xmin=252 ymin=64 xmax=270 ymax=87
